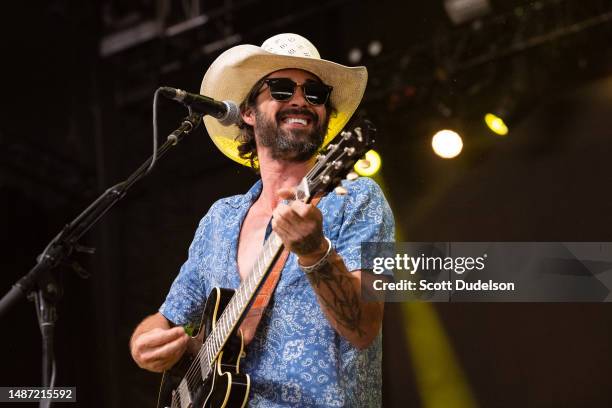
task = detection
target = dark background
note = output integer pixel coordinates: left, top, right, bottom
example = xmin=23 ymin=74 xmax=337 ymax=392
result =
xmin=1 ymin=0 xmax=612 ymax=406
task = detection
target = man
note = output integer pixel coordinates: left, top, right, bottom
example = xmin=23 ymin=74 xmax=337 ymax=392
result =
xmin=130 ymin=33 xmax=394 ymax=407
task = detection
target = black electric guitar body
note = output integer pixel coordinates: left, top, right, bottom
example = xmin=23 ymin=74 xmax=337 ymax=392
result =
xmin=157 ymin=288 xmax=250 ymax=408
xmin=156 ymin=119 xmax=375 ymax=408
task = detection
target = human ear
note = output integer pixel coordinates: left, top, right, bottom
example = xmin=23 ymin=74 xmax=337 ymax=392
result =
xmin=242 ymin=107 xmax=256 ymax=126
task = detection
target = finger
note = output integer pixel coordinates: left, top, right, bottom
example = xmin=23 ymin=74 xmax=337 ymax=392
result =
xmin=146 ymin=362 xmax=165 ymax=373
xmin=272 ymin=219 xmax=304 ymax=249
xmin=142 ymin=332 xmax=189 ymax=364
xmin=271 ymin=217 xmax=293 ymax=239
xmin=276 ymin=187 xmax=296 ymax=200
xmin=143 ymin=336 xmax=187 ymax=366
xmin=273 ymin=203 xmax=299 ymax=224
xmin=283 ymin=206 xmax=321 ymax=234
xmin=290 ymin=200 xmax=315 ymax=218
xmin=271 ymin=201 xmax=286 ymax=220
xmin=139 ymin=326 xmax=187 ymax=349
xmin=273 ymin=206 xmax=305 ymax=232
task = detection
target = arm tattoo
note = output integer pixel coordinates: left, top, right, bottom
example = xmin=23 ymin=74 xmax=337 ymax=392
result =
xmin=306 ymin=256 xmax=365 ymax=337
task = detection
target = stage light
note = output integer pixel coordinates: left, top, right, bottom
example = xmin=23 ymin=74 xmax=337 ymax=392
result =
xmin=432 ymin=130 xmax=463 ymax=159
xmin=484 ymin=113 xmax=509 ymax=136
xmin=354 ymin=149 xmax=382 ymax=176
xmin=348 ymin=48 xmax=362 ymax=64
xmin=444 ymin=0 xmax=491 ymax=25
xmin=368 ymin=40 xmax=383 ymax=57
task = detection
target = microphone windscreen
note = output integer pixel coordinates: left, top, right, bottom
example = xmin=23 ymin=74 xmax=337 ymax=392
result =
xmin=219 ymin=101 xmax=240 ymax=126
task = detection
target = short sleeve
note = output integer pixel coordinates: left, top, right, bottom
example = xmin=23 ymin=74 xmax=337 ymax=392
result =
xmin=334 ymin=177 xmax=395 ymax=272
xmin=159 ymin=210 xmax=212 ymax=326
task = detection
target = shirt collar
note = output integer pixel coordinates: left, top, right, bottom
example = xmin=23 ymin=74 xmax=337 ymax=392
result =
xmin=225 ymin=179 xmax=263 ymax=209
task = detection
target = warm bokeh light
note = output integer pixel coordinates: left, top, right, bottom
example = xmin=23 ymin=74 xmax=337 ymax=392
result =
xmin=431 ymin=130 xmax=463 ymax=159
xmin=484 ymin=113 xmax=509 ymax=136
xmin=354 ymin=149 xmax=382 ymax=176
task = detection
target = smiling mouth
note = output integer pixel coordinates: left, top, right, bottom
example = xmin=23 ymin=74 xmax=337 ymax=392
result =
xmin=283 ymin=117 xmax=310 ymax=126
xmin=278 ymin=109 xmax=316 ymax=128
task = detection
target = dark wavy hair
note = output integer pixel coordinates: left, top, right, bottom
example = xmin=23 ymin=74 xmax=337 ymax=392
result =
xmin=235 ymin=76 xmax=335 ymax=169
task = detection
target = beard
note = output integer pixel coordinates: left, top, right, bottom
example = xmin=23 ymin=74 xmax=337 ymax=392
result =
xmin=255 ymin=107 xmax=328 ymax=162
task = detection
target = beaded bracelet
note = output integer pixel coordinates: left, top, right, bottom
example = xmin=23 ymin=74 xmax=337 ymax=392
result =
xmin=298 ymin=237 xmax=333 ymax=274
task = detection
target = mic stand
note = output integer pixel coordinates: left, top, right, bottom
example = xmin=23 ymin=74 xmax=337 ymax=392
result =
xmin=0 ymin=111 xmax=201 ymax=406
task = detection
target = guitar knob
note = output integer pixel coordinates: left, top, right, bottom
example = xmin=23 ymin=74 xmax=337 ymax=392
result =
xmin=354 ymin=127 xmax=363 ymax=142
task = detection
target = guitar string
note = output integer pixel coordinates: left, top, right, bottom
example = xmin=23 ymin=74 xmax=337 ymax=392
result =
xmin=188 ymin=237 xmax=277 ymax=379
xmin=177 ymin=144 xmax=357 ymax=393
xmin=178 ymin=144 xmax=355 ymax=393
xmin=181 ymin=250 xmax=277 ymax=393
xmin=181 ymin=235 xmax=281 ymax=389
xmin=172 ymin=140 xmax=360 ymax=396
xmin=179 ymin=168 xmax=358 ymax=397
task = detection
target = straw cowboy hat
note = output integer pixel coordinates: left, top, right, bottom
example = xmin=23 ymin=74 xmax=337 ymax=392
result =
xmin=200 ymin=33 xmax=368 ymax=167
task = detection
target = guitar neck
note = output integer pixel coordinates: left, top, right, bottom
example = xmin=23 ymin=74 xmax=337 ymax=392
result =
xmin=200 ymin=231 xmax=284 ymax=371
xmin=196 ymin=120 xmax=374 ymax=378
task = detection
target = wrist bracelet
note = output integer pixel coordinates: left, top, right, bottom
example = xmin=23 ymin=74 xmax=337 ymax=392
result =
xmin=298 ymin=237 xmax=333 ymax=274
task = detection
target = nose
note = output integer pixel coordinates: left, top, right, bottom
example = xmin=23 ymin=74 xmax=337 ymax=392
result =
xmin=288 ymin=84 xmax=308 ymax=107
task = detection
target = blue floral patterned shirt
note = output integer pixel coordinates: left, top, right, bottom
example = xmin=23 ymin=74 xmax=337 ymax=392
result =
xmin=160 ymin=176 xmax=395 ymax=407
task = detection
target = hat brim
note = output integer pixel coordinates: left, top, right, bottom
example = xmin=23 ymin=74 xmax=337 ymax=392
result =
xmin=200 ymin=44 xmax=368 ymax=167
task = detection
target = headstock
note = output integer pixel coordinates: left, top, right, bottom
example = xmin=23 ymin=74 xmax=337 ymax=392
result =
xmin=296 ymin=119 xmax=376 ymax=202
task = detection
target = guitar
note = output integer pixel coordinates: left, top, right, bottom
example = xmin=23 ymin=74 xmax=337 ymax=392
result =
xmin=157 ymin=119 xmax=376 ymax=408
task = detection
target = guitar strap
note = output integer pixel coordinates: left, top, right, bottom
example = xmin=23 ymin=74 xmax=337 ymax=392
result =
xmin=239 ymin=194 xmax=323 ymax=340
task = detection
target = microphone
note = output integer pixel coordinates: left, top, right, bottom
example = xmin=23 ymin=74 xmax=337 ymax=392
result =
xmin=159 ymin=87 xmax=240 ymax=126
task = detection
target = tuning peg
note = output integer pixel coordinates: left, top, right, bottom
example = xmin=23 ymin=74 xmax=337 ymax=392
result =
xmin=341 ymin=130 xmax=352 ymax=139
xmin=354 ymin=127 xmax=363 ymax=142
xmin=327 ymin=143 xmax=337 ymax=151
xmin=334 ymin=186 xmax=348 ymax=196
xmin=333 ymin=160 xmax=343 ymax=170
xmin=344 ymin=147 xmax=356 ymax=156
xmin=346 ymin=172 xmax=359 ymax=181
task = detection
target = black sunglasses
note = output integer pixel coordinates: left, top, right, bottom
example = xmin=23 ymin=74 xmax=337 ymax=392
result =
xmin=260 ymin=78 xmax=333 ymax=106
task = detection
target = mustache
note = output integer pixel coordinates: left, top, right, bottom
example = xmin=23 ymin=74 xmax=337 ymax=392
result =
xmin=276 ymin=108 xmax=318 ymax=124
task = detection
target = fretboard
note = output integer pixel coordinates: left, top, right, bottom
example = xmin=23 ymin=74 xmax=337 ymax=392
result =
xmin=198 ymin=231 xmax=284 ymax=377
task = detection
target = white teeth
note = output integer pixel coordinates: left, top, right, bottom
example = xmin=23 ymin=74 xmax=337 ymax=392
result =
xmin=286 ymin=118 xmax=307 ymax=125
